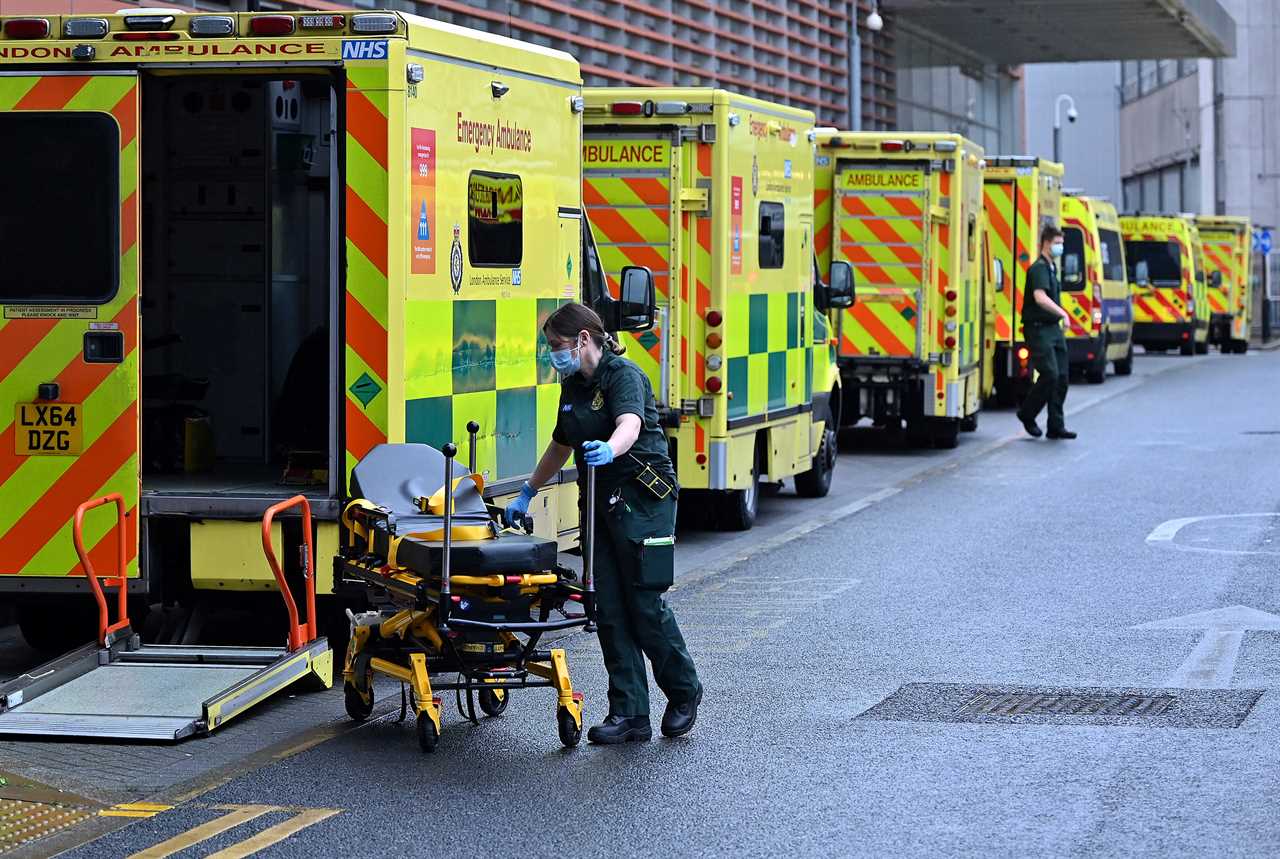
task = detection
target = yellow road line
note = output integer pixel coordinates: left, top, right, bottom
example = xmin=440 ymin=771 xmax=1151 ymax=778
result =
xmin=204 ymin=809 xmax=342 ymax=858
xmin=100 ymin=802 xmax=174 ymax=818
xmin=126 ymin=805 xmax=275 ymax=859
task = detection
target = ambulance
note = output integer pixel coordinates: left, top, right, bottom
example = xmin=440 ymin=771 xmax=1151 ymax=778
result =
xmin=1121 ymin=215 xmax=1210 ymax=355
xmin=583 ymin=88 xmax=850 ymax=530
xmin=1195 ymin=214 xmax=1252 ymax=353
xmin=1060 ymin=194 xmax=1134 ymax=381
xmin=814 ymin=131 xmax=986 ymax=448
xmin=0 ymin=10 xmax=649 ymax=649
xmin=982 ymin=156 xmax=1064 ymax=402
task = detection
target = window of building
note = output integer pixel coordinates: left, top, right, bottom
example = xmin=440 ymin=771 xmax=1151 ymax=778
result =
xmin=758 ymin=201 xmax=785 ymax=269
xmin=467 ymin=171 xmax=523 ymax=267
xmin=1121 ymin=61 xmax=1139 ymax=104
xmin=1141 ymin=172 xmax=1161 ymax=211
xmin=1122 ymin=177 xmax=1142 ymax=212
xmin=0 ymin=113 xmax=119 ymax=304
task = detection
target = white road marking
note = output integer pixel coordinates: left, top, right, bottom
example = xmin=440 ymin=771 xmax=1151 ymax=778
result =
xmin=1145 ymin=513 xmax=1280 ymax=555
xmin=1134 ymin=605 xmax=1280 ymax=688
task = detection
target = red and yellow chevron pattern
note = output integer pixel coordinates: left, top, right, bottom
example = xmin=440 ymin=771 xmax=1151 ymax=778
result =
xmin=1128 ymin=232 xmax=1194 ymax=325
xmin=0 ymin=75 xmax=140 ymax=578
xmin=983 ymin=180 xmax=1032 ymax=343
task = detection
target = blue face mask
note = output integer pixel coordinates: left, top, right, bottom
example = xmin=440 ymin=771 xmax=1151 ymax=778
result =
xmin=549 ymin=340 xmax=582 ymax=375
xmin=1050 ymin=242 xmax=1065 ymax=258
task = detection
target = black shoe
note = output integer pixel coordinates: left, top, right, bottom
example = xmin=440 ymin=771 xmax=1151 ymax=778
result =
xmin=1016 ymin=411 xmax=1043 ymax=438
xmin=587 ymin=714 xmax=652 ymax=745
xmin=1047 ymin=429 xmax=1078 ymax=440
xmin=661 ymin=687 xmax=703 ymax=738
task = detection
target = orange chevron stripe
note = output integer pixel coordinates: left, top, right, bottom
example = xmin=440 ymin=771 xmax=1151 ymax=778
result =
xmin=345 ymin=397 xmax=386 ymax=462
xmin=14 ymin=75 xmax=91 ymax=110
xmin=697 ymin=217 xmax=711 ymax=255
xmin=345 ymin=292 xmax=388 ymax=382
xmin=0 ymin=404 xmax=137 ymax=573
xmin=621 ymin=177 xmax=669 ymax=207
xmin=346 ymin=185 xmax=388 ymax=277
xmin=68 ymin=505 xmax=138 ymax=576
xmin=0 ymin=320 xmax=57 ymax=381
xmin=121 ymin=190 xmax=137 ymax=255
xmin=848 ymin=303 xmax=911 ymax=356
xmin=345 ymin=82 xmax=388 ymax=170
xmin=939 ymin=172 xmax=951 ymax=198
xmin=110 ymin=87 xmax=137 ymax=149
xmin=886 ymin=196 xmax=923 ymax=218
xmin=697 ymin=143 xmax=711 ymax=176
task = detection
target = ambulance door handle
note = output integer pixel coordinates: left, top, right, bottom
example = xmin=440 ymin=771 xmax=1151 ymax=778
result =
xmin=83 ymin=331 xmax=125 ymax=364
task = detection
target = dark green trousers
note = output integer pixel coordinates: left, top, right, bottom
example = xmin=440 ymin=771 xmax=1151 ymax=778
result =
xmin=591 ymin=489 xmax=700 ymax=718
xmin=1021 ymin=322 xmax=1069 ymax=433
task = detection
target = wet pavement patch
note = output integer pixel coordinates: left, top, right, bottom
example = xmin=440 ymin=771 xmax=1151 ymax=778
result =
xmin=858 ymin=683 xmax=1264 ymax=729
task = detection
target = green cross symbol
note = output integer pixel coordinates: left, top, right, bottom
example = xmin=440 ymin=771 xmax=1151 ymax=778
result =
xmin=566 ymin=254 xmax=574 ymax=279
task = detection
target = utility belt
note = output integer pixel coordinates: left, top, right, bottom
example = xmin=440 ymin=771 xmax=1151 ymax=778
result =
xmin=627 ymin=453 xmax=676 ymax=501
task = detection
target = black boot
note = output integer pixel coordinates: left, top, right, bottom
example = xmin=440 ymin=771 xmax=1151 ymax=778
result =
xmin=587 ymin=714 xmax=652 ymax=745
xmin=1047 ymin=428 xmax=1078 ymax=440
xmin=661 ymin=687 xmax=703 ymax=738
xmin=1016 ymin=410 xmax=1043 ymax=438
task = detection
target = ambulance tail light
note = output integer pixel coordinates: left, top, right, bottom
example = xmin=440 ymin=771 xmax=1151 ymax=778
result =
xmin=1092 ymin=283 xmax=1103 ymax=326
xmin=611 ymin=101 xmax=647 ymax=116
xmin=64 ymin=18 xmax=109 ymax=38
xmin=705 ymin=376 xmax=723 ymax=394
xmin=1017 ymin=346 xmax=1030 ymax=361
xmin=249 ymin=15 xmax=296 ymax=36
xmin=190 ymin=16 xmax=235 ymax=36
xmin=706 ymin=310 xmax=723 ymax=328
xmin=706 ymin=333 xmax=723 ymax=349
xmin=880 ymin=140 xmax=906 ymax=152
xmin=944 ymin=289 xmax=957 ymax=302
xmin=351 ymin=13 xmax=398 ymax=34
xmin=299 ymin=14 xmax=345 ymax=30
xmin=4 ymin=18 xmax=51 ymax=39
xmin=944 ymin=336 xmax=957 ymax=349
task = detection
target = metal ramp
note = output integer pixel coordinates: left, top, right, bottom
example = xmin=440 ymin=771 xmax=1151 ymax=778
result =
xmin=0 ymin=495 xmax=332 ymax=741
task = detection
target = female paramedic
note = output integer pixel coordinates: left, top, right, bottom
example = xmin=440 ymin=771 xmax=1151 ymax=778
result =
xmin=505 ymin=303 xmax=703 ymax=744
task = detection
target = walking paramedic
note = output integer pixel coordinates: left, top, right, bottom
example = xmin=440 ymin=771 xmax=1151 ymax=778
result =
xmin=1017 ymin=225 xmax=1078 ymax=440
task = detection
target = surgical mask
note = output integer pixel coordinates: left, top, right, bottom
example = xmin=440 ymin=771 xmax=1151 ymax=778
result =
xmin=549 ymin=339 xmax=583 ymax=375
xmin=1050 ymin=242 xmax=1064 ymax=258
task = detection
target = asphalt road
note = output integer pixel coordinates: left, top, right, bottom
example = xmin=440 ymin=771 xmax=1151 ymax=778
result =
xmin=11 ymin=348 xmax=1280 ymax=857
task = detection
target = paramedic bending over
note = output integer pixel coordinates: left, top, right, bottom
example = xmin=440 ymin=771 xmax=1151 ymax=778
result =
xmin=505 ymin=303 xmax=703 ymax=744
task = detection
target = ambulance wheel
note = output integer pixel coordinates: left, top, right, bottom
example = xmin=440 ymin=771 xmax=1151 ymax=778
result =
xmin=1232 ymin=339 xmax=1249 ymax=354
xmin=718 ymin=441 xmax=761 ymax=531
xmin=959 ymin=411 xmax=979 ymax=433
xmin=416 ymin=714 xmax=439 ymax=753
xmin=1195 ymin=339 xmax=1209 ymax=355
xmin=344 ymin=682 xmax=374 ymax=721
xmin=795 ymin=407 xmax=837 ymax=498
xmin=931 ymin=419 xmax=960 ymax=450
xmin=1114 ymin=343 xmax=1134 ymax=376
xmin=557 ymin=707 xmax=582 ymax=748
xmin=1179 ymin=340 xmax=1195 ymax=356
xmin=478 ymin=688 xmax=508 ymax=717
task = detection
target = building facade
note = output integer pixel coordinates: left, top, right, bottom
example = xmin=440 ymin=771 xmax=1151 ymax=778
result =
xmin=1023 ymin=62 xmax=1123 ymax=204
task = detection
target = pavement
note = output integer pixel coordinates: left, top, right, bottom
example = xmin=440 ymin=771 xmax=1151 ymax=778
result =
xmin=3 ymin=346 xmax=1279 ymax=857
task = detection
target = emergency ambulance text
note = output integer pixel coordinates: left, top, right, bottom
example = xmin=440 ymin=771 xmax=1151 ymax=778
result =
xmin=456 ymin=113 xmax=533 ymax=154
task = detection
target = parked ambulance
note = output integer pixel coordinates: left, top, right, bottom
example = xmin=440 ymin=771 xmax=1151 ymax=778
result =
xmin=1060 ymin=194 xmax=1134 ymax=381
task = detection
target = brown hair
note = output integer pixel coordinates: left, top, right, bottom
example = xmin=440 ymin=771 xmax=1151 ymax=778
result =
xmin=1040 ymin=224 xmax=1064 ymax=246
xmin=543 ymin=302 xmax=625 ymax=355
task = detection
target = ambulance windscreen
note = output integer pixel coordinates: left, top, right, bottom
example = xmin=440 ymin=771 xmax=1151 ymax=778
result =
xmin=0 ymin=113 xmax=119 ymax=304
xmin=1124 ymin=239 xmax=1181 ymax=285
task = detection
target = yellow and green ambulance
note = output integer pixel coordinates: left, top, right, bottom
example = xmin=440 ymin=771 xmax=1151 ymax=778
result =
xmin=583 ymin=88 xmax=846 ymax=530
xmin=1195 ymin=214 xmax=1252 ymax=353
xmin=1060 ymin=194 xmax=1134 ymax=381
xmin=1121 ymin=215 xmax=1210 ymax=356
xmin=0 ymin=9 xmax=614 ymax=648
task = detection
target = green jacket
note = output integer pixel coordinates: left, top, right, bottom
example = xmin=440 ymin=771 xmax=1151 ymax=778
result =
xmin=1022 ymin=254 xmax=1063 ymax=326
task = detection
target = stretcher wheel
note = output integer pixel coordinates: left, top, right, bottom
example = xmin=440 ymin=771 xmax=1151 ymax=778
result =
xmin=417 ymin=713 xmax=439 ymax=753
xmin=557 ymin=707 xmax=581 ymax=748
xmin=478 ymin=688 xmax=508 ymax=717
xmin=344 ymin=682 xmax=374 ymax=721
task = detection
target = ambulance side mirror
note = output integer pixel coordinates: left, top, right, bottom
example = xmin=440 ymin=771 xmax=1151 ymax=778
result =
xmin=1135 ymin=260 xmax=1150 ymax=286
xmin=1063 ymin=252 xmax=1082 ymax=285
xmin=606 ymin=266 xmax=656 ymax=332
xmin=1210 ymin=270 xmax=1223 ymax=289
xmin=993 ymin=259 xmax=1005 ymax=292
xmin=826 ymin=260 xmax=856 ymax=309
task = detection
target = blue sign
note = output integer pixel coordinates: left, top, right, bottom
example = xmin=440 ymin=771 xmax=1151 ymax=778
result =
xmin=1254 ymin=228 xmax=1272 ymax=254
xmin=342 ymin=40 xmax=388 ymax=61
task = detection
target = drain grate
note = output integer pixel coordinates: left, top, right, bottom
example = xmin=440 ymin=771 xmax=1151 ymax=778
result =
xmin=859 ymin=683 xmax=1263 ymax=729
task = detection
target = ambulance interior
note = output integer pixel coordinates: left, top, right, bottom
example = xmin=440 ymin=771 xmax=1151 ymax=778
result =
xmin=139 ymin=74 xmax=337 ymax=506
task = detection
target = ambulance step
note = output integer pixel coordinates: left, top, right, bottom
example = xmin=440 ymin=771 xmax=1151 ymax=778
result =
xmin=0 ymin=713 xmax=201 ymax=741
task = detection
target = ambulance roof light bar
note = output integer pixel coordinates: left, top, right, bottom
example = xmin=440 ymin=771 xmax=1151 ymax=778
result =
xmin=120 ymin=12 xmax=176 ymax=31
xmin=3 ymin=18 xmax=51 ymax=39
xmin=351 ymin=13 xmax=398 ymax=34
xmin=65 ymin=18 xmax=110 ymax=38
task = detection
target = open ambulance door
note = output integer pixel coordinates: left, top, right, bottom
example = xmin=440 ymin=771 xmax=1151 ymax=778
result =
xmin=0 ymin=73 xmax=140 ymax=598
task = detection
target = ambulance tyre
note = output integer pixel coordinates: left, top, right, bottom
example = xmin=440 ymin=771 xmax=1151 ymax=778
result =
xmin=478 ymin=688 xmax=508 ymax=717
xmin=931 ymin=419 xmax=960 ymax=450
xmin=1233 ymin=339 xmax=1249 ymax=354
xmin=718 ymin=439 xmax=762 ymax=531
xmin=344 ymin=681 xmax=374 ymax=722
xmin=960 ymin=411 xmax=979 ymax=433
xmin=558 ymin=707 xmax=582 ymax=748
xmin=1195 ymin=339 xmax=1209 ymax=355
xmin=417 ymin=713 xmax=439 ymax=753
xmin=795 ymin=404 xmax=837 ymax=498
xmin=1114 ymin=343 xmax=1134 ymax=376
xmin=1179 ymin=338 xmax=1195 ymax=356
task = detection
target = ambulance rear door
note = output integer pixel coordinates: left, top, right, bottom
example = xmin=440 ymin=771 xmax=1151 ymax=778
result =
xmin=833 ymin=161 xmax=929 ymax=361
xmin=0 ymin=72 xmax=141 ymax=586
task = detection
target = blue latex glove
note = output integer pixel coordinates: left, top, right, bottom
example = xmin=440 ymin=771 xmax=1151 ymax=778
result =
xmin=504 ymin=481 xmax=536 ymax=527
xmin=583 ymin=440 xmax=615 ymax=467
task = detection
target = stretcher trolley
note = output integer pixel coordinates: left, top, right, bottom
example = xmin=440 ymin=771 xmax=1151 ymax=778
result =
xmin=0 ymin=495 xmax=332 ymax=741
xmin=337 ymin=429 xmax=595 ymax=752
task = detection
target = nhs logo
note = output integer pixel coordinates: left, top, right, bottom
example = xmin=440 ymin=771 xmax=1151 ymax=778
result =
xmin=342 ymin=40 xmax=388 ymax=61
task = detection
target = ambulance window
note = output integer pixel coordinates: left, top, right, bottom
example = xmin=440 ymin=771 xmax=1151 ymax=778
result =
xmin=759 ymin=202 xmax=785 ymax=269
xmin=1125 ymin=240 xmax=1181 ymax=284
xmin=1098 ymin=229 xmax=1125 ymax=281
xmin=467 ymin=171 xmax=523 ymax=267
xmin=0 ymin=113 xmax=119 ymax=304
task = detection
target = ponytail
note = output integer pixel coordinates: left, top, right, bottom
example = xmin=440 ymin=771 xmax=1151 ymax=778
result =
xmin=543 ymin=302 xmax=626 ymax=355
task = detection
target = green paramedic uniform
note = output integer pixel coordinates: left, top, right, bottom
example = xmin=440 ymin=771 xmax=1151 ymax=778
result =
xmin=553 ymin=348 xmax=702 ymax=718
xmin=1020 ymin=254 xmax=1069 ymax=433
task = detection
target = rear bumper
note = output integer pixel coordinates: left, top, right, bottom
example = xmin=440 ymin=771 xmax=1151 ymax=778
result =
xmin=1133 ymin=321 xmax=1193 ymax=349
xmin=1066 ymin=335 xmax=1104 ymax=366
xmin=1209 ymin=313 xmax=1233 ymax=343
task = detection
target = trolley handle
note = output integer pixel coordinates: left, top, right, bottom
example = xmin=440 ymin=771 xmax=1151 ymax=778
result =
xmin=72 ymin=493 xmax=130 ymax=647
xmin=261 ymin=495 xmax=318 ymax=652
xmin=438 ymin=443 xmax=457 ymax=629
xmin=582 ymin=463 xmax=597 ymax=632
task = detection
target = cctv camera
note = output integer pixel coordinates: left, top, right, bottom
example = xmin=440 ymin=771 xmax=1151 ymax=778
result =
xmin=1067 ymin=108 xmax=1078 ymax=123
xmin=866 ymin=11 xmax=883 ymax=31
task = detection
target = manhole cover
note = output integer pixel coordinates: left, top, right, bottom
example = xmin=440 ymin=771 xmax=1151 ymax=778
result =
xmin=0 ymin=798 xmax=93 ymax=855
xmin=858 ymin=683 xmax=1263 ymax=729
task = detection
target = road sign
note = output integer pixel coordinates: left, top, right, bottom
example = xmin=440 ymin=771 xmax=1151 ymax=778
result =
xmin=1253 ymin=228 xmax=1272 ymax=254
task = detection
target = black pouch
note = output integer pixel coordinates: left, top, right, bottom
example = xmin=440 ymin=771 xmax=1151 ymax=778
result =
xmin=615 ymin=485 xmax=676 ymax=592
xmin=632 ymin=537 xmax=674 ymax=591
xmin=629 ymin=454 xmax=675 ymax=500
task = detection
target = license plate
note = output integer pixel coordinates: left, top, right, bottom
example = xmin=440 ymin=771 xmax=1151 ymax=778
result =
xmin=15 ymin=403 xmax=83 ymax=455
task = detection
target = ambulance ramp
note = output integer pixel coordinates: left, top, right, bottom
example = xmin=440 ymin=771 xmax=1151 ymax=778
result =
xmin=0 ymin=494 xmax=332 ymax=742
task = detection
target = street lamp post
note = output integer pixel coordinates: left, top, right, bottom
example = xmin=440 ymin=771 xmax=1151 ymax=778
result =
xmin=1053 ymin=93 xmax=1078 ymax=163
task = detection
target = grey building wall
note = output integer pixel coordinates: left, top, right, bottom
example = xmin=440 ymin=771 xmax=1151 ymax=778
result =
xmin=1023 ymin=62 xmax=1122 ymax=203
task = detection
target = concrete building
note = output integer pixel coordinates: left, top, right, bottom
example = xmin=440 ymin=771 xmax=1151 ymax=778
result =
xmin=1023 ymin=62 xmax=1123 ymax=203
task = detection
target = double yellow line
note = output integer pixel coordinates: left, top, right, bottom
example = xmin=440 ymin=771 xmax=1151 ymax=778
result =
xmin=114 ymin=804 xmax=340 ymax=859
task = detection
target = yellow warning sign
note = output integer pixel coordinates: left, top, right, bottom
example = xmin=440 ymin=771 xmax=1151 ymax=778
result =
xmin=583 ymin=140 xmax=670 ymax=170
xmin=3 ymin=305 xmax=97 ymax=320
xmin=840 ymin=169 xmax=924 ymax=192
